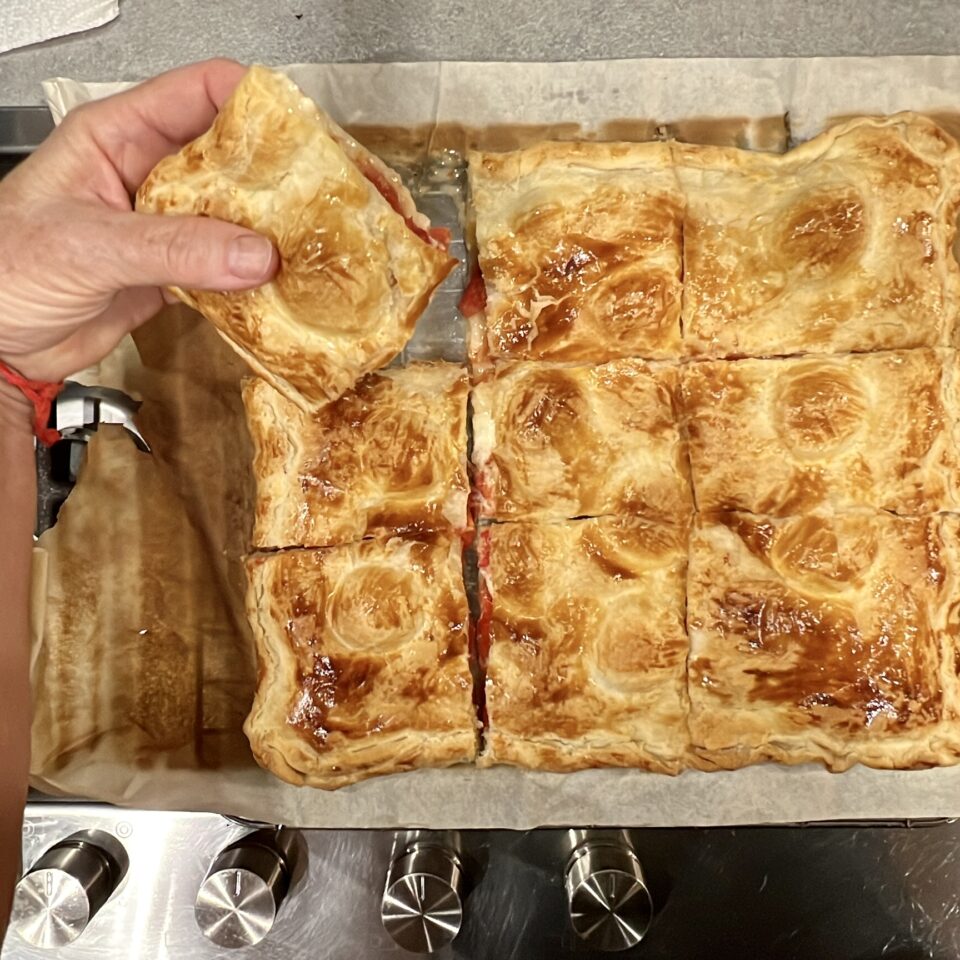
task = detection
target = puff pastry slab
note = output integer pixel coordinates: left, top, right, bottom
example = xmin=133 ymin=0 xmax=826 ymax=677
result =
xmin=244 ymin=535 xmax=476 ymax=789
xmin=677 ymin=113 xmax=960 ymax=358
xmin=479 ymin=517 xmax=690 ymax=773
xmin=472 ymin=359 xmax=692 ymax=524
xmin=688 ymin=511 xmax=960 ymax=771
xmin=468 ymin=141 xmax=684 ymax=366
xmin=682 ymin=348 xmax=960 ymax=516
xmin=244 ymin=362 xmax=469 ymax=549
xmin=136 ymin=65 xmax=455 ymax=411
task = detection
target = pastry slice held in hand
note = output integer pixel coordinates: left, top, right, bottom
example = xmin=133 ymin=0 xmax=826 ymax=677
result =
xmin=136 ymin=65 xmax=456 ymax=411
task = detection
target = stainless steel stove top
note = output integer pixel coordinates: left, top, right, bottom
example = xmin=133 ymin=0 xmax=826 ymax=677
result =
xmin=7 ymin=106 xmax=960 ymax=960
xmin=6 ymin=802 xmax=960 ymax=959
xmin=6 ymin=803 xmax=668 ymax=959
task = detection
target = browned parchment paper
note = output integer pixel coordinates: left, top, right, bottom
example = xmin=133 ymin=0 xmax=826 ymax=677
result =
xmin=30 ymin=57 xmax=960 ymax=827
xmin=32 ymin=310 xmax=256 ymax=784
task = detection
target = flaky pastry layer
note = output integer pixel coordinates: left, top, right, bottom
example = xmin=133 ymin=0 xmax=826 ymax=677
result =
xmin=688 ymin=511 xmax=960 ymax=771
xmin=244 ymin=362 xmax=469 ymax=549
xmin=480 ymin=517 xmax=690 ymax=774
xmin=472 ymin=358 xmax=691 ymax=524
xmin=682 ymin=348 xmax=960 ymax=516
xmin=677 ymin=113 xmax=960 ymax=358
xmin=244 ymin=535 xmax=476 ymax=789
xmin=469 ymin=140 xmax=684 ymax=366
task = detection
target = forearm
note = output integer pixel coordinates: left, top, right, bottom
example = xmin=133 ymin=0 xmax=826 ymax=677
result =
xmin=0 ymin=384 xmax=34 ymax=939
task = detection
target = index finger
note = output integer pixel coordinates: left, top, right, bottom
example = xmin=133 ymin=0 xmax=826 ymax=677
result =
xmin=75 ymin=58 xmax=248 ymax=194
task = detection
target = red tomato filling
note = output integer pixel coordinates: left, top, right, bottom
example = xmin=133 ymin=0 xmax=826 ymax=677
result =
xmin=476 ymin=529 xmax=493 ymax=669
xmin=359 ymin=162 xmax=449 ymax=250
xmin=458 ymin=267 xmax=487 ymax=315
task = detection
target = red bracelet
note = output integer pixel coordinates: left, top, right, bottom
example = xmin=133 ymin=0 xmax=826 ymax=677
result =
xmin=0 ymin=359 xmax=63 ymax=446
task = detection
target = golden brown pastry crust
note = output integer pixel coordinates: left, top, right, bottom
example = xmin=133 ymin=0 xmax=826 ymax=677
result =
xmin=226 ymin=112 xmax=960 ymax=788
xmin=472 ymin=359 xmax=692 ymax=524
xmin=243 ymin=363 xmax=469 ymax=549
xmin=136 ymin=65 xmax=455 ymax=411
xmin=677 ymin=113 xmax=960 ymax=358
xmin=244 ymin=535 xmax=476 ymax=789
xmin=687 ymin=511 xmax=960 ymax=771
xmin=479 ymin=517 xmax=690 ymax=773
xmin=468 ymin=141 xmax=684 ymax=366
xmin=682 ymin=349 xmax=960 ymax=516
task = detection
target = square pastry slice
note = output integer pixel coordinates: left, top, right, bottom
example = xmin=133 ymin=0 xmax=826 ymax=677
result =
xmin=137 ymin=65 xmax=455 ymax=411
xmin=688 ymin=511 xmax=960 ymax=771
xmin=472 ymin=359 xmax=692 ymax=524
xmin=677 ymin=113 xmax=960 ymax=358
xmin=479 ymin=517 xmax=690 ymax=773
xmin=244 ymin=534 xmax=476 ymax=789
xmin=682 ymin=349 xmax=960 ymax=516
xmin=244 ymin=362 xmax=469 ymax=549
xmin=469 ymin=141 xmax=684 ymax=366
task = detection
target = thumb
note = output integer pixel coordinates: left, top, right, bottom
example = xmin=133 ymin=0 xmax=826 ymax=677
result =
xmin=104 ymin=211 xmax=279 ymax=291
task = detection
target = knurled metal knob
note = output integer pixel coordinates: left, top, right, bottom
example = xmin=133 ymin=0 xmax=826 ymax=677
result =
xmin=381 ymin=842 xmax=465 ymax=953
xmin=195 ymin=827 xmax=298 ymax=949
xmin=565 ymin=840 xmax=653 ymax=952
xmin=11 ymin=829 xmax=128 ymax=949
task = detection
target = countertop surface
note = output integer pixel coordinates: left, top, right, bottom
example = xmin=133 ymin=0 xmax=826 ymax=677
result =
xmin=2 ymin=0 xmax=960 ymax=104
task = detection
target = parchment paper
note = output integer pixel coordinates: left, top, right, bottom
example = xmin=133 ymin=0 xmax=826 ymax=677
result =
xmin=31 ymin=57 xmax=960 ymax=827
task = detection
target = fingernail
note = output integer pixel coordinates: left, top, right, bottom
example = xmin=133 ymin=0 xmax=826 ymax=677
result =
xmin=227 ymin=235 xmax=275 ymax=280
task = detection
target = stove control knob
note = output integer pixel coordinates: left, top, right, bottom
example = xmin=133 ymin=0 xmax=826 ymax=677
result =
xmin=195 ymin=827 xmax=298 ymax=949
xmin=11 ymin=829 xmax=128 ymax=949
xmin=565 ymin=840 xmax=653 ymax=952
xmin=381 ymin=843 xmax=465 ymax=953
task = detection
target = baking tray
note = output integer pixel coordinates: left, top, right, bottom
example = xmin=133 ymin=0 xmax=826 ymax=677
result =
xmin=27 ymin=57 xmax=960 ymax=828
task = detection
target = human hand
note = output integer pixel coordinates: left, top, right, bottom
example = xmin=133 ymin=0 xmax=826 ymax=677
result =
xmin=0 ymin=58 xmax=279 ymax=387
